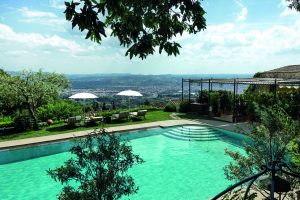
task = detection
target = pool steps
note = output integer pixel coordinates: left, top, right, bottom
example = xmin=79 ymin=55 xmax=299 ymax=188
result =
xmin=162 ymin=126 xmax=231 ymax=141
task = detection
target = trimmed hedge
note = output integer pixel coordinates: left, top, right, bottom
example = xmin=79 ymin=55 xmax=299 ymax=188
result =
xmin=178 ymin=101 xmax=190 ymax=113
xmin=164 ymin=103 xmax=176 ymax=112
xmin=97 ymin=106 xmax=162 ymax=117
xmin=36 ymin=100 xmax=83 ymax=121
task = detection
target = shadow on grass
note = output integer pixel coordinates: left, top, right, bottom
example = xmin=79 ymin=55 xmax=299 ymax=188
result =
xmin=46 ymin=125 xmax=78 ymax=132
xmin=109 ymin=118 xmax=142 ymax=124
xmin=129 ymin=118 xmax=143 ymax=122
xmin=177 ymin=113 xmax=210 ymax=120
xmin=46 ymin=123 xmax=99 ymax=132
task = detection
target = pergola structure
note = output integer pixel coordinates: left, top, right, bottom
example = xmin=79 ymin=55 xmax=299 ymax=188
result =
xmin=181 ymin=78 xmax=300 ymax=122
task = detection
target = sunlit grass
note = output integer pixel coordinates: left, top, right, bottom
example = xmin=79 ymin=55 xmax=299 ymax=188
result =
xmin=0 ymin=111 xmax=172 ymax=142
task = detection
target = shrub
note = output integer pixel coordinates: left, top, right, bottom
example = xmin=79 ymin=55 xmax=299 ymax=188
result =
xmin=210 ymin=92 xmax=220 ymax=115
xmin=47 ymin=129 xmax=143 ymax=200
xmin=13 ymin=110 xmax=32 ymax=131
xmin=97 ymin=106 xmax=161 ymax=117
xmin=0 ymin=121 xmax=14 ymax=128
xmin=144 ymin=100 xmax=150 ymax=106
xmin=219 ymin=91 xmax=233 ymax=112
xmin=98 ymin=110 xmax=121 ymax=117
xmin=0 ymin=115 xmax=13 ymax=127
xmin=164 ymin=103 xmax=176 ymax=112
xmin=178 ymin=101 xmax=190 ymax=113
xmin=197 ymin=90 xmax=209 ymax=103
xmin=129 ymin=106 xmax=161 ymax=112
xmin=36 ymin=100 xmax=83 ymax=121
xmin=224 ymin=105 xmax=300 ymax=197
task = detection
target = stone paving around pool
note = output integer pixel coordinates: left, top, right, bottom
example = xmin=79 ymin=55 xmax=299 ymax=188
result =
xmin=0 ymin=119 xmax=249 ymax=150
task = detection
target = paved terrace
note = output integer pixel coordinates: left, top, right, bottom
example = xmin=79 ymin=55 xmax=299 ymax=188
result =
xmin=0 ymin=119 xmax=249 ymax=150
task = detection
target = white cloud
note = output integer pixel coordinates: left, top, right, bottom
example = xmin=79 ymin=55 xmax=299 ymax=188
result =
xmin=237 ymin=7 xmax=248 ymax=21
xmin=49 ymin=0 xmax=65 ymax=10
xmin=4 ymin=50 xmax=31 ymax=56
xmin=19 ymin=7 xmax=57 ymax=18
xmin=177 ymin=21 xmax=300 ymax=73
xmin=20 ymin=17 xmax=66 ymax=27
xmin=0 ymin=23 xmax=83 ymax=53
xmin=235 ymin=0 xmax=248 ymax=22
xmin=18 ymin=7 xmax=66 ymax=30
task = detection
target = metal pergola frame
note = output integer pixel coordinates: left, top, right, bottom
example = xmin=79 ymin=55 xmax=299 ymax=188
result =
xmin=181 ymin=78 xmax=300 ymax=122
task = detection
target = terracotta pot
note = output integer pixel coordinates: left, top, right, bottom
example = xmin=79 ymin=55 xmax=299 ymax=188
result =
xmin=47 ymin=119 xmax=53 ymax=125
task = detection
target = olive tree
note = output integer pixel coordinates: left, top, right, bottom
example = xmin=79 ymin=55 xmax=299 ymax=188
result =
xmin=0 ymin=69 xmax=69 ymax=129
xmin=47 ymin=129 xmax=143 ymax=200
xmin=224 ymin=105 xmax=299 ymax=198
xmin=64 ymin=0 xmax=206 ymax=59
xmin=0 ymin=69 xmax=18 ymax=115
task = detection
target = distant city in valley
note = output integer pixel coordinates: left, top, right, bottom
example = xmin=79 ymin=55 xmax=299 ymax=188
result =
xmin=64 ymin=74 xmax=253 ymax=102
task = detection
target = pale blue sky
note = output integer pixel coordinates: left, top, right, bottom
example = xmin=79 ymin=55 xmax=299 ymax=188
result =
xmin=0 ymin=0 xmax=300 ymax=74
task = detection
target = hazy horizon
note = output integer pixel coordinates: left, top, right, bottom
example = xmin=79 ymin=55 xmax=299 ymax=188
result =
xmin=6 ymin=70 xmax=254 ymax=76
xmin=1 ymin=0 xmax=300 ymax=74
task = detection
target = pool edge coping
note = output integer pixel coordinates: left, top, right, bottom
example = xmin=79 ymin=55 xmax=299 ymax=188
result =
xmin=0 ymin=120 xmax=200 ymax=151
xmin=0 ymin=119 xmax=250 ymax=151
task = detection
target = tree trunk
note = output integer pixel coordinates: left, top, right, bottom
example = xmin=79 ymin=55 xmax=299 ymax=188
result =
xmin=27 ymin=102 xmax=38 ymax=130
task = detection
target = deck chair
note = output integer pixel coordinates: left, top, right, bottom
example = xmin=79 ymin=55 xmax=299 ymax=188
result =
xmin=66 ymin=116 xmax=82 ymax=126
xmin=112 ymin=112 xmax=129 ymax=121
xmin=129 ymin=110 xmax=147 ymax=119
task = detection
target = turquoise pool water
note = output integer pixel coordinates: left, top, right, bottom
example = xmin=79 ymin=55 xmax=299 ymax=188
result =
xmin=0 ymin=126 xmax=246 ymax=200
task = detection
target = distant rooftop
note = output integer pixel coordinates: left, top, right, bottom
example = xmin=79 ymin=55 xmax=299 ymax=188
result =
xmin=258 ymin=65 xmax=300 ymax=79
xmin=266 ymin=65 xmax=300 ymax=73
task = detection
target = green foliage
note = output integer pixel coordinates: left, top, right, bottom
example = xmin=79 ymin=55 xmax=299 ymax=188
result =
xmin=178 ymin=100 xmax=190 ymax=113
xmin=129 ymin=106 xmax=161 ymax=112
xmin=197 ymin=90 xmax=209 ymax=103
xmin=0 ymin=115 xmax=12 ymax=124
xmin=245 ymin=91 xmax=300 ymax=120
xmin=97 ymin=106 xmax=161 ymax=117
xmin=47 ymin=129 xmax=143 ymax=200
xmin=92 ymin=101 xmax=100 ymax=111
xmin=102 ymin=102 xmax=107 ymax=111
xmin=36 ymin=100 xmax=83 ymax=121
xmin=0 ymin=68 xmax=8 ymax=76
xmin=197 ymin=89 xmax=300 ymax=120
xmin=224 ymin=105 xmax=299 ymax=195
xmin=289 ymin=139 xmax=300 ymax=169
xmin=287 ymin=0 xmax=300 ymax=11
xmin=0 ymin=69 xmax=69 ymax=129
xmin=197 ymin=90 xmax=233 ymax=114
xmin=0 ymin=111 xmax=171 ymax=142
xmin=13 ymin=110 xmax=32 ymax=131
xmin=235 ymin=94 xmax=249 ymax=117
xmin=0 ymin=71 xmax=20 ymax=116
xmin=64 ymin=0 xmax=206 ymax=59
xmin=210 ymin=92 xmax=220 ymax=115
xmin=0 ymin=120 xmax=14 ymax=128
xmin=144 ymin=100 xmax=150 ymax=106
xmin=164 ymin=103 xmax=177 ymax=112
xmin=219 ymin=91 xmax=233 ymax=112
xmin=246 ymin=101 xmax=261 ymax=122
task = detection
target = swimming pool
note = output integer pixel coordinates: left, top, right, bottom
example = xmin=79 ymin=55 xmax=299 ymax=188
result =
xmin=0 ymin=125 xmax=246 ymax=200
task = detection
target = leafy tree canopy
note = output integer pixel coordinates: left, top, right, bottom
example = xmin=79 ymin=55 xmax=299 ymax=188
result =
xmin=64 ymin=0 xmax=206 ymax=59
xmin=0 ymin=69 xmax=69 ymax=128
xmin=47 ymin=129 xmax=144 ymax=200
xmin=224 ymin=105 xmax=300 ymax=197
xmin=0 ymin=68 xmax=9 ymax=76
xmin=287 ymin=0 xmax=300 ymax=11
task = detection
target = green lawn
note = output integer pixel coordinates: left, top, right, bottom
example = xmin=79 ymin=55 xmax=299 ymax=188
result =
xmin=0 ymin=111 xmax=172 ymax=142
xmin=176 ymin=113 xmax=210 ymax=120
